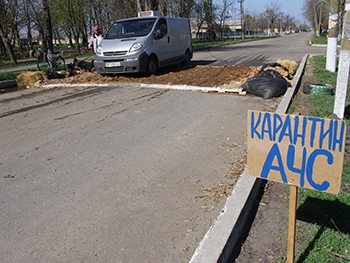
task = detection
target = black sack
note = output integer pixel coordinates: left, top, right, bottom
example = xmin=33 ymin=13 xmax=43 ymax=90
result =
xmin=242 ymin=69 xmax=291 ymax=99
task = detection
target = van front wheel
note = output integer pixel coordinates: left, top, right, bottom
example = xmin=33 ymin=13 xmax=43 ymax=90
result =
xmin=146 ymin=56 xmax=158 ymax=75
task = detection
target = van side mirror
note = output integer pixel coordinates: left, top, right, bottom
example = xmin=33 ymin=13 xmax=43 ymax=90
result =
xmin=153 ymin=31 xmax=158 ymax=39
xmin=154 ymin=29 xmax=162 ymax=39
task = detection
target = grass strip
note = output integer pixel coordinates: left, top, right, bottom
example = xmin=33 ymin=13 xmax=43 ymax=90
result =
xmin=289 ymin=55 xmax=350 ymax=263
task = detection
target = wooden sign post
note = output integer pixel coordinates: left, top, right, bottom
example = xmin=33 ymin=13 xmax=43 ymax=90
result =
xmin=287 ymin=185 xmax=297 ymax=263
xmin=247 ymin=110 xmax=346 ymax=262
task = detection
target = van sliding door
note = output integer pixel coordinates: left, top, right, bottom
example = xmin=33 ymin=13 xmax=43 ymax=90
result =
xmin=152 ymin=18 xmax=171 ymax=66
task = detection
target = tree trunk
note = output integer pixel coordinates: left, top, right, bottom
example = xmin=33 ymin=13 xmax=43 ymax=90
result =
xmin=318 ymin=3 xmax=323 ymax=35
xmin=67 ymin=31 xmax=73 ymax=47
xmin=74 ymin=34 xmax=81 ymax=55
xmin=313 ymin=5 xmax=320 ymax=37
xmin=136 ymin=0 xmax=142 ymax=11
xmin=204 ymin=0 xmax=215 ymax=40
xmin=150 ymin=0 xmax=158 ymax=11
xmin=43 ymin=0 xmax=53 ymax=51
xmin=0 ymin=40 xmax=5 ymax=57
xmin=0 ymin=26 xmax=17 ymax=64
xmin=40 ymin=28 xmax=47 ymax=52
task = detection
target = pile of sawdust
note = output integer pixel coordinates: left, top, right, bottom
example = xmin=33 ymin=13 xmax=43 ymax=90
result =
xmin=16 ymin=71 xmax=47 ymax=89
xmin=277 ymin=59 xmax=298 ymax=75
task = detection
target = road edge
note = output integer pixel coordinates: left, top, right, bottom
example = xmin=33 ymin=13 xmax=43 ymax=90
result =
xmin=189 ymin=54 xmax=309 ymax=263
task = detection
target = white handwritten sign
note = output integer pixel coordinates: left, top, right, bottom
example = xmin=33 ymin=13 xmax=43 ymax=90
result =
xmin=247 ymin=110 xmax=346 ymax=194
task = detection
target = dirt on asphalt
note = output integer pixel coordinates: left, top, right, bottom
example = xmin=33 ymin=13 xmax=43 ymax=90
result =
xmin=42 ymin=65 xmax=261 ymax=89
xmin=17 ymin=60 xmax=297 ymax=93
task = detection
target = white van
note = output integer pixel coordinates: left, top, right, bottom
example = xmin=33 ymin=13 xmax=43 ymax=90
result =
xmin=93 ymin=13 xmax=193 ymax=75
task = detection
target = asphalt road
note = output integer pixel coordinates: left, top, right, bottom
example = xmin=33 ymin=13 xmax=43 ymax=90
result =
xmin=0 ymin=32 xmax=326 ymax=263
xmin=193 ymin=32 xmax=325 ymax=67
xmin=0 ymin=84 xmax=270 ymax=262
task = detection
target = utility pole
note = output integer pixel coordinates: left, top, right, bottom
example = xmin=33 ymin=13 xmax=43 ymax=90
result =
xmin=326 ymin=0 xmax=339 ymax=72
xmin=333 ymin=0 xmax=350 ymax=119
xmin=238 ymin=0 xmax=245 ymax=39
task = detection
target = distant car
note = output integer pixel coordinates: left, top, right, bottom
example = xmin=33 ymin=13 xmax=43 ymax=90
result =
xmin=295 ymin=29 xmax=300 ymax=33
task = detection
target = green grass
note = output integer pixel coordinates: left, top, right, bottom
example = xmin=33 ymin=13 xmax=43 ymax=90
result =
xmin=306 ymin=55 xmax=350 ymax=121
xmin=0 ymin=59 xmax=37 ymax=69
xmin=192 ymin=35 xmax=275 ymax=49
xmin=289 ymin=55 xmax=350 ymax=263
xmin=0 ymin=64 xmax=60 ymax=81
xmin=0 ymin=71 xmax=25 ymax=81
xmin=309 ymin=95 xmax=336 ymax=117
xmin=311 ymin=35 xmax=328 ymax=45
xmin=309 ymin=55 xmax=339 ymax=84
xmin=295 ymin=175 xmax=350 ymax=262
xmin=311 ymin=34 xmax=341 ymax=45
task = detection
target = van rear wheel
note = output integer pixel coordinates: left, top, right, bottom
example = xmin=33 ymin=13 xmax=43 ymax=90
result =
xmin=181 ymin=50 xmax=191 ymax=66
xmin=147 ymin=56 xmax=158 ymax=75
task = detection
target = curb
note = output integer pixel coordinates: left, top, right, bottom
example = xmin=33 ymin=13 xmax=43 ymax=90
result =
xmin=189 ymin=54 xmax=309 ymax=263
xmin=0 ymin=80 xmax=17 ymax=89
xmin=311 ymin=44 xmax=341 ymax=48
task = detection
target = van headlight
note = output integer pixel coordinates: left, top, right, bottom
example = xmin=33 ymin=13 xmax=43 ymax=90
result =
xmin=130 ymin=42 xmax=143 ymax=52
xmin=96 ymin=45 xmax=102 ymax=54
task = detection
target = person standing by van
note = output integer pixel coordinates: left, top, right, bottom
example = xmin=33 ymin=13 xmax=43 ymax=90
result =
xmin=88 ymin=26 xmax=103 ymax=53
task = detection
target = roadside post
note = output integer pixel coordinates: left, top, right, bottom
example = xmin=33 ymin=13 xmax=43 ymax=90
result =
xmin=326 ymin=0 xmax=339 ymax=72
xmin=334 ymin=0 xmax=350 ymax=119
xmin=247 ymin=110 xmax=346 ymax=263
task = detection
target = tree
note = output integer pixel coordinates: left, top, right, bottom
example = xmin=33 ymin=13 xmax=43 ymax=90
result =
xmin=264 ymin=2 xmax=282 ymax=35
xmin=0 ymin=0 xmax=18 ymax=63
xmin=283 ymin=14 xmax=295 ymax=33
xmin=43 ymin=0 xmax=53 ymax=51
xmin=192 ymin=0 xmax=206 ymax=39
xmin=302 ymin=0 xmax=329 ymax=36
xmin=23 ymin=0 xmax=34 ymax=51
xmin=217 ymin=0 xmax=235 ymax=38
xmin=165 ymin=0 xmax=190 ymax=17
xmin=244 ymin=14 xmax=256 ymax=35
xmin=203 ymin=0 xmax=216 ymax=40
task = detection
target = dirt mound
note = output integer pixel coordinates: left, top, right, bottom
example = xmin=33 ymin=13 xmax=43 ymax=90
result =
xmin=42 ymin=64 xmax=295 ymax=88
xmin=43 ymin=65 xmax=259 ymax=87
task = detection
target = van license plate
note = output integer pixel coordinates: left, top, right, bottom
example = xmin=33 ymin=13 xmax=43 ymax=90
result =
xmin=105 ymin=62 xmax=121 ymax=67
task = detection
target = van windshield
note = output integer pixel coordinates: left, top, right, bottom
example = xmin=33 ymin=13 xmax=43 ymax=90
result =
xmin=105 ymin=18 xmax=157 ymax=39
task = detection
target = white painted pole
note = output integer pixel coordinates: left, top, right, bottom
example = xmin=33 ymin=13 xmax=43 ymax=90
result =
xmin=333 ymin=0 xmax=350 ymax=119
xmin=326 ymin=0 xmax=339 ymax=72
xmin=326 ymin=37 xmax=338 ymax=72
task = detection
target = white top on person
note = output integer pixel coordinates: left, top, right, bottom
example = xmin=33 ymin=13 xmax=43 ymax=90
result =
xmin=88 ymin=26 xmax=103 ymax=53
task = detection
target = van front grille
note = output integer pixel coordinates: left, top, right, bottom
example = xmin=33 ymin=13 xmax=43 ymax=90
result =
xmin=103 ymin=51 xmax=127 ymax=56
xmin=106 ymin=66 xmax=124 ymax=72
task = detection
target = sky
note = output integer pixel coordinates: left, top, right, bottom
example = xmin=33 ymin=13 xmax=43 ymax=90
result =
xmin=245 ymin=0 xmax=306 ymax=22
xmin=217 ymin=0 xmax=307 ymax=23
